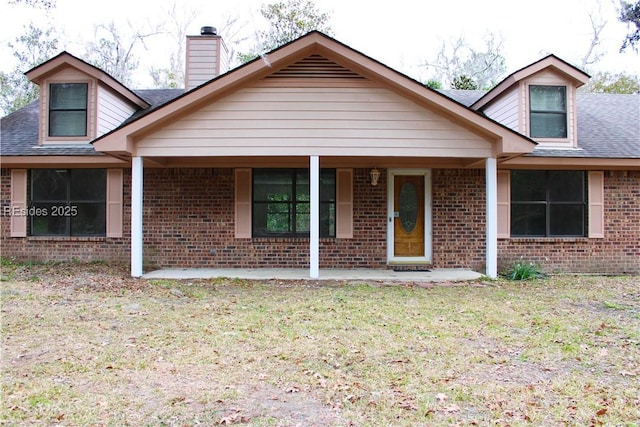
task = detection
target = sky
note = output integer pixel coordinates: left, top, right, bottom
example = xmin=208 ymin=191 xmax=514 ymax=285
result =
xmin=0 ymin=0 xmax=638 ymax=88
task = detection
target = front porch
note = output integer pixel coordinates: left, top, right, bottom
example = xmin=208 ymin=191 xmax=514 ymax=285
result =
xmin=142 ymin=267 xmax=483 ymax=282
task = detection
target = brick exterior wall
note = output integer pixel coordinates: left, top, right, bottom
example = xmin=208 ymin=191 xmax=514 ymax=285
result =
xmin=0 ymin=168 xmax=131 ymax=264
xmin=1 ymin=167 xmax=638 ymax=274
xmin=498 ymin=170 xmax=640 ymax=274
xmin=432 ymin=169 xmax=486 ymax=270
xmin=141 ymin=168 xmax=387 ymax=269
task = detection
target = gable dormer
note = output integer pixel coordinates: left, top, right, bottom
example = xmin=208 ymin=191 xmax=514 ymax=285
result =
xmin=472 ymin=55 xmax=590 ymax=149
xmin=25 ymin=52 xmax=150 ymax=146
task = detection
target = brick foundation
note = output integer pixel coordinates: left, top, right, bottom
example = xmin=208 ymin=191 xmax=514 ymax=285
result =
xmin=1 ymin=167 xmax=638 ymax=274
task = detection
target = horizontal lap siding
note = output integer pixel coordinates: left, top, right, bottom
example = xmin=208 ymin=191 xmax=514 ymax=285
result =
xmin=135 ymin=87 xmax=492 ymax=157
xmin=97 ymin=86 xmax=136 ymax=136
xmin=484 ymin=87 xmax=519 ymax=132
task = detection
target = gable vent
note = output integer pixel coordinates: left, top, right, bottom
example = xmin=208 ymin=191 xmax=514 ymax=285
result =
xmin=265 ymin=54 xmax=366 ymax=80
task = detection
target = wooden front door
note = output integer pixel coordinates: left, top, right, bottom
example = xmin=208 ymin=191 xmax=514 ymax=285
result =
xmin=393 ymin=175 xmax=425 ymax=257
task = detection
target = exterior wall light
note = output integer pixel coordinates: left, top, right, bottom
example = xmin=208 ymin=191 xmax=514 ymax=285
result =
xmin=370 ymin=168 xmax=381 ymax=186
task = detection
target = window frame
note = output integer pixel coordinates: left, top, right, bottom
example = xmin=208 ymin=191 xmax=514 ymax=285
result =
xmin=252 ymin=168 xmax=336 ymax=238
xmin=528 ymin=85 xmax=568 ymax=139
xmin=29 ymin=169 xmax=107 ymax=237
xmin=510 ymin=170 xmax=587 ymax=238
xmin=48 ymin=82 xmax=89 ymax=137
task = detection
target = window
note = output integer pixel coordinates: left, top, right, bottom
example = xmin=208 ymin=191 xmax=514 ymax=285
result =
xmin=529 ymin=85 xmax=567 ymax=138
xmin=30 ymin=169 xmax=106 ymax=236
xmin=511 ymin=170 xmax=586 ymax=237
xmin=49 ymin=83 xmax=88 ymax=137
xmin=253 ymin=168 xmax=336 ymax=237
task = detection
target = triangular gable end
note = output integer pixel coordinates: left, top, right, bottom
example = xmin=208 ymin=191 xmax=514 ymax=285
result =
xmin=471 ymin=54 xmax=590 ymax=111
xmin=26 ymin=51 xmax=149 ymax=109
xmin=93 ymin=31 xmax=535 ymax=159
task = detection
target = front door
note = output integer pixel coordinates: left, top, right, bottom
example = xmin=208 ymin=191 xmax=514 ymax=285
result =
xmin=393 ymin=175 xmax=425 ymax=257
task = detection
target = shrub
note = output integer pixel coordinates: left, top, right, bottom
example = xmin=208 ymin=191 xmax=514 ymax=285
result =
xmin=502 ymin=261 xmax=546 ymax=280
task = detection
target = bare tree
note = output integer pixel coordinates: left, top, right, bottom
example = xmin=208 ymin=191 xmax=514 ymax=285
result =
xmin=423 ymin=32 xmax=506 ymax=90
xmin=581 ymin=6 xmax=607 ymax=69
xmin=8 ymin=0 xmax=55 ymax=10
xmin=149 ymin=2 xmax=201 ymax=88
xmin=83 ymin=20 xmax=163 ymax=86
xmin=218 ymin=13 xmax=251 ymax=70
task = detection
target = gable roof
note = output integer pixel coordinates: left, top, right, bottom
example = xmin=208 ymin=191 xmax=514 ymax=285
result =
xmin=1 ymin=33 xmax=637 ymax=164
xmin=470 ymin=54 xmax=590 ymax=111
xmin=0 ymin=89 xmax=181 ymax=157
xmin=92 ymin=31 xmax=535 ymax=157
xmin=25 ymin=51 xmax=150 ymax=109
xmin=444 ymin=89 xmax=640 ymax=159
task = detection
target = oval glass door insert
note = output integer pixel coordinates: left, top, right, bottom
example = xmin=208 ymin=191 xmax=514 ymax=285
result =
xmin=399 ymin=182 xmax=418 ymax=233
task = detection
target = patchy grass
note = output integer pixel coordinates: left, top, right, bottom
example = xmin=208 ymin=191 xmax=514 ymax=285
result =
xmin=1 ymin=264 xmax=639 ymax=426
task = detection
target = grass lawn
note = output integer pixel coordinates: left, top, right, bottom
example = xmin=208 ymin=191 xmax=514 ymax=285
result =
xmin=1 ymin=261 xmax=639 ymax=426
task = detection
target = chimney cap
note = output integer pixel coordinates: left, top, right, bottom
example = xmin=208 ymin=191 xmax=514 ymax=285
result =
xmin=200 ymin=26 xmax=217 ymax=36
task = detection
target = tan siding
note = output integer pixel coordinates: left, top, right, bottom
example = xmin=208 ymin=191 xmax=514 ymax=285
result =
xmin=185 ymin=36 xmax=226 ymax=90
xmin=484 ymin=87 xmax=519 ymax=131
xmin=135 ymin=86 xmax=493 ymax=158
xmin=97 ymin=85 xmax=136 ymax=136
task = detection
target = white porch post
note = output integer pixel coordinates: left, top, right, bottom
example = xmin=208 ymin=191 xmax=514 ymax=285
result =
xmin=131 ymin=156 xmax=144 ymax=278
xmin=485 ymin=157 xmax=498 ymax=278
xmin=310 ymin=155 xmax=320 ymax=279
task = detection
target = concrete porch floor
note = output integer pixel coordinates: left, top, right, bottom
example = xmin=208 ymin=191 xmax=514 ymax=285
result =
xmin=142 ymin=268 xmax=483 ymax=282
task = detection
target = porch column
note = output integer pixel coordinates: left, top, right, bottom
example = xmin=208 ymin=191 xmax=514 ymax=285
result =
xmin=485 ymin=157 xmax=498 ymax=278
xmin=131 ymin=156 xmax=144 ymax=278
xmin=310 ymin=155 xmax=320 ymax=279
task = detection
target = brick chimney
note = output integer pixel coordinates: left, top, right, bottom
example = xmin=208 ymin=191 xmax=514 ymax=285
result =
xmin=185 ymin=26 xmax=229 ymax=91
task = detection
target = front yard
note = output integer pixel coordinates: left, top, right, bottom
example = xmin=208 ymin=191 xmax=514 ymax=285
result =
xmin=1 ymin=261 xmax=639 ymax=426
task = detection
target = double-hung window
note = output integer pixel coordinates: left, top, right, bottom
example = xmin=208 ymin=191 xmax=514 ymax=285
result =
xmin=529 ymin=85 xmax=567 ymax=138
xmin=49 ymin=83 xmax=88 ymax=137
xmin=252 ymin=168 xmax=336 ymax=237
xmin=511 ymin=170 xmax=586 ymax=237
xmin=30 ymin=169 xmax=106 ymax=236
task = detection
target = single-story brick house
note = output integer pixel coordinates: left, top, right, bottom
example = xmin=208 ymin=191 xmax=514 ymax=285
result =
xmin=1 ymin=30 xmax=638 ymax=278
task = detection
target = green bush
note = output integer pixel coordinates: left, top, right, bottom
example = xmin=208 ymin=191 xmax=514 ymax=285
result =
xmin=502 ymin=261 xmax=546 ymax=280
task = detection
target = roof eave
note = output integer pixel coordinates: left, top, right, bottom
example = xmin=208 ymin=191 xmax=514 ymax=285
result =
xmin=471 ymin=54 xmax=591 ymax=110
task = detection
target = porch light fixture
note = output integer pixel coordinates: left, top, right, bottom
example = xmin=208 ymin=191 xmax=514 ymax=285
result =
xmin=370 ymin=168 xmax=381 ymax=186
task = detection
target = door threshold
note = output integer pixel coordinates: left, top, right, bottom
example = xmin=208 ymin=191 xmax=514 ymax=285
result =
xmin=391 ymin=265 xmax=431 ymax=272
xmin=388 ymin=260 xmax=432 ymax=266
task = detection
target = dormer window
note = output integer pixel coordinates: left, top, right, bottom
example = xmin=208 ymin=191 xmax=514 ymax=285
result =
xmin=49 ymin=83 xmax=88 ymax=137
xmin=529 ymin=85 xmax=567 ymax=138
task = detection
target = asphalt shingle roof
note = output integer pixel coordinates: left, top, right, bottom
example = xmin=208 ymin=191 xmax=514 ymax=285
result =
xmin=2 ymin=88 xmax=638 ymax=159
xmin=442 ymin=89 xmax=640 ymax=159
xmin=0 ymin=89 xmax=183 ymax=157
